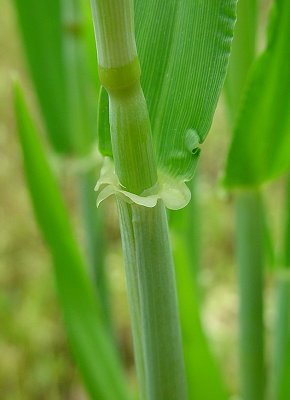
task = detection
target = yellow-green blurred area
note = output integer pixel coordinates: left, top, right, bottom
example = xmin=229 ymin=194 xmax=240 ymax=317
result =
xmin=0 ymin=0 xmax=283 ymax=399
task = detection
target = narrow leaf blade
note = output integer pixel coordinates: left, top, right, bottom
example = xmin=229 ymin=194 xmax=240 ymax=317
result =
xmin=13 ymin=0 xmax=70 ymax=152
xmin=173 ymin=231 xmax=228 ymax=400
xmin=14 ymin=83 xmax=129 ymax=400
xmin=224 ymin=0 xmax=290 ymax=188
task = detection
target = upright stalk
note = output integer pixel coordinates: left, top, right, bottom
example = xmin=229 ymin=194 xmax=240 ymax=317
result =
xmin=225 ymin=2 xmax=266 ymax=399
xmin=79 ymin=167 xmax=111 ymax=327
xmin=235 ymin=191 xmax=265 ymax=400
xmin=63 ymin=0 xmax=111 ymax=327
xmin=90 ymin=1 xmax=187 ymax=398
xmin=274 ymin=176 xmax=290 ymax=399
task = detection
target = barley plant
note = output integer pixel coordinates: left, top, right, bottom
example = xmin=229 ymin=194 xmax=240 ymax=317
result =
xmin=3 ymin=0 xmax=290 ymax=399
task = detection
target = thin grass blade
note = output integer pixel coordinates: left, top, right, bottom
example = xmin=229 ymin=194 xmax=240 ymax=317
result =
xmin=14 ymin=83 xmax=130 ymax=400
xmin=13 ymin=0 xmax=99 ymax=155
xmin=172 ymin=216 xmax=228 ymax=400
xmin=225 ymin=0 xmax=257 ymax=120
xmin=13 ymin=0 xmax=70 ymax=152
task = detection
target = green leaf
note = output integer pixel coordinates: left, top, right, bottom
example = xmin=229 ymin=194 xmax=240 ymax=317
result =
xmin=170 ymin=178 xmax=227 ymax=400
xmin=224 ymin=0 xmax=258 ymax=120
xmin=172 ymin=213 xmax=228 ymax=400
xmin=13 ymin=0 xmax=70 ymax=152
xmin=135 ymin=0 xmax=237 ymax=181
xmin=224 ymin=0 xmax=290 ymax=188
xmin=278 ymin=337 xmax=290 ymax=400
xmin=13 ymin=0 xmax=100 ymax=155
xmin=14 ymin=83 xmax=130 ymax=400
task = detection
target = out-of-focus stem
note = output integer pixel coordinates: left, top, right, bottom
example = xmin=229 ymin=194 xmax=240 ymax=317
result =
xmin=274 ymin=176 xmax=290 ymax=399
xmin=79 ymin=167 xmax=111 ymax=327
xmin=235 ymin=190 xmax=265 ymax=400
xmin=63 ymin=0 xmax=111 ymax=327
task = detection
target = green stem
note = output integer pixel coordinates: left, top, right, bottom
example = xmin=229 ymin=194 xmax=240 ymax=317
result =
xmin=117 ymin=201 xmax=146 ymax=399
xmin=225 ymin=3 xmax=263 ymax=399
xmin=79 ymin=167 xmax=111 ymax=328
xmin=274 ymin=272 xmax=290 ymax=399
xmin=118 ymin=200 xmax=187 ymax=400
xmin=235 ymin=190 xmax=265 ymax=400
xmin=170 ymin=177 xmax=200 ymax=292
xmin=62 ymin=0 xmax=97 ymax=154
xmin=283 ymin=176 xmax=290 ymax=268
xmin=62 ymin=0 xmax=112 ymax=326
xmin=90 ymin=1 xmax=187 ymax=398
xmin=274 ymin=176 xmax=290 ymax=399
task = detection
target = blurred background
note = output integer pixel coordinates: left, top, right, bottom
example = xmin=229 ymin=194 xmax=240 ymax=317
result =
xmin=0 ymin=0 xmax=283 ymax=399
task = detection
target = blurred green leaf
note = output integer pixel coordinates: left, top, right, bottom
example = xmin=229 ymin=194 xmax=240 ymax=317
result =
xmin=224 ymin=0 xmax=290 ymax=188
xmin=175 ymin=246 xmax=228 ymax=400
xmin=225 ymin=0 xmax=257 ymax=120
xmin=283 ymin=177 xmax=290 ymax=267
xmin=278 ymin=337 xmax=290 ymax=400
xmin=135 ymin=0 xmax=237 ymax=181
xmin=14 ymin=83 xmax=130 ymax=400
xmin=172 ymin=199 xmax=227 ymax=400
xmin=13 ymin=0 xmax=70 ymax=152
xmin=275 ymin=278 xmax=290 ymax=400
xmin=13 ymin=0 xmax=99 ymax=155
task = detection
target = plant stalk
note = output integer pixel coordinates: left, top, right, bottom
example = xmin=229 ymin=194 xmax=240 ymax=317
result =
xmin=274 ymin=176 xmax=290 ymax=399
xmin=235 ymin=190 xmax=265 ymax=400
xmin=118 ymin=200 xmax=187 ymax=399
xmin=79 ymin=167 xmax=111 ymax=327
xmin=90 ymin=0 xmax=187 ymax=398
xmin=63 ymin=0 xmax=112 ymax=327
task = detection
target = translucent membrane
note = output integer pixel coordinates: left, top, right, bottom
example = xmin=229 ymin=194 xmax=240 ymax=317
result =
xmin=95 ymin=157 xmax=191 ymax=210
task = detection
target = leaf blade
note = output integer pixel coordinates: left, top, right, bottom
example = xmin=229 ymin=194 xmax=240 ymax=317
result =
xmin=13 ymin=0 xmax=70 ymax=152
xmin=135 ymin=0 xmax=237 ymax=181
xmin=224 ymin=0 xmax=290 ymax=188
xmin=13 ymin=0 xmax=100 ymax=155
xmin=14 ymin=83 xmax=130 ymax=400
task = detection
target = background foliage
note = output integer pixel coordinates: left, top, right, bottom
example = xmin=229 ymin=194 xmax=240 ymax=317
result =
xmin=1 ymin=0 xmax=286 ymax=398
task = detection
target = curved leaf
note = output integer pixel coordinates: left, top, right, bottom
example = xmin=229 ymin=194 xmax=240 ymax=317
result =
xmin=135 ymin=0 xmax=237 ymax=181
xmin=14 ymin=83 xmax=130 ymax=400
xmin=224 ymin=0 xmax=290 ymax=188
xmin=225 ymin=0 xmax=258 ymax=120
